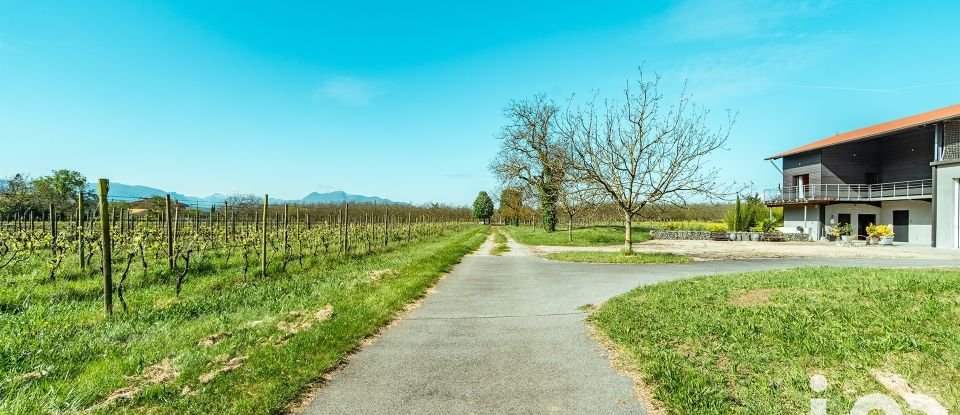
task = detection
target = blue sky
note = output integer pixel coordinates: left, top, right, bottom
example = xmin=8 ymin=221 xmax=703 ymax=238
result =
xmin=1 ymin=1 xmax=958 ymax=204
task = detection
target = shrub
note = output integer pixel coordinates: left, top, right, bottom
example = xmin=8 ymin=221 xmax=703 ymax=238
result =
xmin=749 ymin=217 xmax=778 ymax=233
xmin=724 ymin=194 xmax=770 ymax=232
xmin=829 ymin=223 xmax=852 ymax=237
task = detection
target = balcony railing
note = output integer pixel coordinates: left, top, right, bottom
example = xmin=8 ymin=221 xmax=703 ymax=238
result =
xmin=764 ymin=179 xmax=933 ymax=205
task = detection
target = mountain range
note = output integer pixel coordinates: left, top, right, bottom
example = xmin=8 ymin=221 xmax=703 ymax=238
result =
xmin=84 ymin=182 xmax=393 ymax=205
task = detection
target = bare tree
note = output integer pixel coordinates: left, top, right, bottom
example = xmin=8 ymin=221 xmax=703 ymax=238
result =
xmin=489 ymin=95 xmax=566 ymax=232
xmin=564 ymin=72 xmax=735 ymax=250
xmin=556 ymin=174 xmax=601 ymax=242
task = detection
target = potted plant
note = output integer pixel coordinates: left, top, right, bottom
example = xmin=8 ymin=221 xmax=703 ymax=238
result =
xmin=830 ymin=223 xmax=852 ymax=243
xmin=876 ymin=224 xmax=895 ymax=245
xmin=865 ymin=223 xmax=894 ymax=245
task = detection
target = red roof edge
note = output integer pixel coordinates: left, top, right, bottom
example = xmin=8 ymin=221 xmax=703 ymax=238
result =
xmin=766 ymin=104 xmax=960 ymax=160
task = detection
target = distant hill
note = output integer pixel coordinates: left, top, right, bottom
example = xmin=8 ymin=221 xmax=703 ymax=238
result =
xmin=302 ymin=191 xmax=391 ymax=204
xmin=85 ymin=182 xmax=394 ymax=205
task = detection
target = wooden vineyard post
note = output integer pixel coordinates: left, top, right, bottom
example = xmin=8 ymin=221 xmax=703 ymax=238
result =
xmin=98 ymin=179 xmax=113 ymax=316
xmin=383 ymin=205 xmax=388 ymax=247
xmin=283 ymin=204 xmax=289 ymax=255
xmin=407 ymin=212 xmax=412 ymax=243
xmin=344 ymin=202 xmax=349 ymax=254
xmin=165 ymin=194 xmax=174 ymax=271
xmin=78 ymin=193 xmax=85 ymax=271
xmin=49 ymin=204 xmax=56 ymax=255
xmin=261 ymin=194 xmax=268 ymax=277
xmin=223 ymin=202 xmax=229 ymax=244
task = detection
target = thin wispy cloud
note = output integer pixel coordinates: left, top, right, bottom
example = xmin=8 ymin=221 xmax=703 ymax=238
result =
xmin=784 ymin=81 xmax=960 ymax=94
xmin=786 ymin=85 xmax=898 ymax=93
xmin=675 ymin=38 xmax=841 ymax=102
xmin=659 ymin=0 xmax=832 ymax=41
xmin=315 ymin=76 xmax=382 ymax=106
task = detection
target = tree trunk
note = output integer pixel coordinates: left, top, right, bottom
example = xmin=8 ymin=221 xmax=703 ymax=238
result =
xmin=567 ymin=214 xmax=573 ymax=242
xmin=624 ymin=212 xmax=633 ymax=252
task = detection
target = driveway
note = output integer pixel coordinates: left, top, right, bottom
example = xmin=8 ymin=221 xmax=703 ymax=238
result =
xmin=300 ymin=238 xmax=959 ymax=414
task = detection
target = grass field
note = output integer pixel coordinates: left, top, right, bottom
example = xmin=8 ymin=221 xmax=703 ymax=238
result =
xmin=501 ymin=225 xmax=652 ymax=246
xmin=590 ymin=267 xmax=960 ymax=414
xmin=544 ymin=251 xmax=688 ymax=264
xmin=0 ymin=226 xmax=487 ymax=414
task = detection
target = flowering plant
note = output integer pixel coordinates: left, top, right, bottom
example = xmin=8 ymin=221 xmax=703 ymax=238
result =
xmin=865 ymin=223 xmax=894 ymax=238
xmin=829 ymin=223 xmax=852 ymax=237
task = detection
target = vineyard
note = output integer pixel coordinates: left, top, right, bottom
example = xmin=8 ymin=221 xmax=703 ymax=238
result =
xmin=0 ymin=179 xmax=484 ymax=414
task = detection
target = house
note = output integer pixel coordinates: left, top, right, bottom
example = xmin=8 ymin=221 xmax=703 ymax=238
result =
xmin=764 ymin=104 xmax=960 ymax=247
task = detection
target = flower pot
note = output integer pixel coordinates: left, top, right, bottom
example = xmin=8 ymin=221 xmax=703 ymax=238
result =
xmin=750 ymin=232 xmax=761 ymax=242
xmin=880 ymin=236 xmax=894 ymax=246
xmin=840 ymin=235 xmax=851 ymax=243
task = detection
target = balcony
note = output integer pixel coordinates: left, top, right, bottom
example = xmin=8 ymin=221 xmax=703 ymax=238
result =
xmin=763 ymin=179 xmax=933 ymax=206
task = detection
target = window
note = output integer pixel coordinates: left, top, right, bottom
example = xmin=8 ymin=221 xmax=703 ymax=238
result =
xmin=865 ymin=173 xmax=879 ymax=185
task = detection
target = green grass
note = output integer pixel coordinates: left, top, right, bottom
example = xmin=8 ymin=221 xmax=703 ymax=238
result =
xmin=544 ymin=251 xmax=688 ymax=264
xmin=590 ymin=267 xmax=960 ymax=414
xmin=501 ymin=225 xmax=651 ymax=247
xmin=0 ymin=226 xmax=487 ymax=414
xmin=490 ymin=228 xmax=510 ymax=255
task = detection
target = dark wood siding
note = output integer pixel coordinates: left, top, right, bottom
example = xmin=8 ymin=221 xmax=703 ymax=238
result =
xmin=879 ymin=126 xmax=934 ymax=182
xmin=820 ymin=140 xmax=881 ymax=184
xmin=782 ymin=151 xmax=821 ymax=189
xmin=790 ymin=126 xmax=935 ymax=186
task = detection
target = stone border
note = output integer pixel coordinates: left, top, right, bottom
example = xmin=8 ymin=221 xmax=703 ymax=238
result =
xmin=650 ymin=230 xmax=810 ymax=242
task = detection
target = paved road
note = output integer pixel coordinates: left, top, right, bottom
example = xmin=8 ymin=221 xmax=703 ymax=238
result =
xmin=301 ymin=240 xmax=958 ymax=415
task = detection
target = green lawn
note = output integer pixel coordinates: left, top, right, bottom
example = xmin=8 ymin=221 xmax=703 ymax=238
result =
xmin=0 ymin=226 xmax=487 ymax=414
xmin=501 ymin=225 xmax=651 ymax=246
xmin=590 ymin=267 xmax=960 ymax=414
xmin=544 ymin=251 xmax=688 ymax=264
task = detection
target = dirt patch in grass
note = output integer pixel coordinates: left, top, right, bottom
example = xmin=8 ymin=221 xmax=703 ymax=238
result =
xmin=368 ymin=269 xmax=396 ymax=282
xmin=12 ymin=369 xmax=49 ymax=383
xmin=274 ymin=305 xmax=334 ymax=346
xmin=198 ymin=355 xmax=248 ymax=384
xmin=728 ymin=288 xmax=780 ymax=307
xmin=198 ymin=332 xmax=231 ymax=347
xmin=97 ymin=357 xmax=180 ymax=408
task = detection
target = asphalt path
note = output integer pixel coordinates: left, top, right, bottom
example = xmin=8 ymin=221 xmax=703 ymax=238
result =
xmin=301 ymin=238 xmax=958 ymax=414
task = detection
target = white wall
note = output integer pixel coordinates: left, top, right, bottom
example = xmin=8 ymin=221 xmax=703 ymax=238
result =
xmin=824 ymin=204 xmax=881 ymax=239
xmin=823 ymin=202 xmax=932 ymax=244
xmin=935 ymin=163 xmax=960 ymax=248
xmin=879 ymin=200 xmax=932 ymax=245
xmin=783 ymin=205 xmax=821 ymax=240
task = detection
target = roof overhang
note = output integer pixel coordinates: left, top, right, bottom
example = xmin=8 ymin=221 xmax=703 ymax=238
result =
xmin=766 ymin=104 xmax=960 ymax=160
